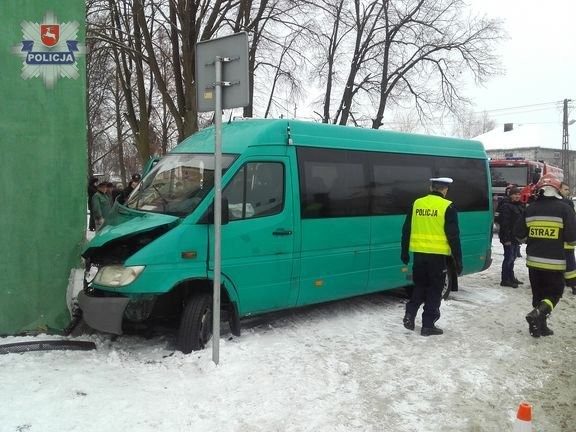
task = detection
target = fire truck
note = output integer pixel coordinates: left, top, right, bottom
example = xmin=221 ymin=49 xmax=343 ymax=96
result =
xmin=490 ymin=158 xmax=563 ymax=204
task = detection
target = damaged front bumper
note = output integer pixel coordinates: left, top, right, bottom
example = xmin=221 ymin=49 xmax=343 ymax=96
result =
xmin=78 ymin=290 xmax=130 ymax=335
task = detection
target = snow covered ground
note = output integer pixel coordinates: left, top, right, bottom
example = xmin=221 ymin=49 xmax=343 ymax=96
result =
xmin=1 ymin=237 xmax=575 ymax=432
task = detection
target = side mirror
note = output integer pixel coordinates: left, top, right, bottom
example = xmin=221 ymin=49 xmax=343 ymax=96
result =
xmin=199 ymin=198 xmax=229 ymax=225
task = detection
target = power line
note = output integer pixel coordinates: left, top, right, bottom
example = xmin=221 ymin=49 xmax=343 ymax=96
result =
xmin=473 ymin=100 xmax=572 ymax=117
xmin=476 ymin=100 xmax=563 ymax=113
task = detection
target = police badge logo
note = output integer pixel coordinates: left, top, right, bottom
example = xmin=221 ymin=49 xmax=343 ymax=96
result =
xmin=11 ymin=11 xmax=86 ymax=89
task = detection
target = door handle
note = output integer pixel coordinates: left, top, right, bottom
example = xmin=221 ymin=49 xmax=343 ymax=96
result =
xmin=273 ymin=229 xmax=293 ymax=236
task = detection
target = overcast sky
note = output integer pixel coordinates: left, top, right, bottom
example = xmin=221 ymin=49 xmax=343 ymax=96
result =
xmin=468 ymin=0 xmax=576 ymax=129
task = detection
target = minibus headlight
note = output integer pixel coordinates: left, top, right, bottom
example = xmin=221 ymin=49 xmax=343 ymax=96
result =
xmin=93 ymin=265 xmax=145 ymax=287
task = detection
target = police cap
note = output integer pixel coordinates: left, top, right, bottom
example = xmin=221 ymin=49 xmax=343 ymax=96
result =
xmin=429 ymin=177 xmax=453 ymax=185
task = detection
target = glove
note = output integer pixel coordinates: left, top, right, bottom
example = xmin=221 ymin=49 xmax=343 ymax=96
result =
xmin=455 ymin=261 xmax=463 ymax=276
xmin=401 ymin=253 xmax=409 ymax=265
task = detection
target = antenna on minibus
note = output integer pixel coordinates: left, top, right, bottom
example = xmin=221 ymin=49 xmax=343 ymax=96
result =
xmin=287 ymin=123 xmax=293 ymax=145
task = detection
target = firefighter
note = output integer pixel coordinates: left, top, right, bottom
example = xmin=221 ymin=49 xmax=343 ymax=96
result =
xmin=515 ymin=175 xmax=576 ymax=337
xmin=401 ymin=177 xmax=463 ymax=336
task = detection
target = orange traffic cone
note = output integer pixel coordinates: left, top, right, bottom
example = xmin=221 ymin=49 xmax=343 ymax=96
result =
xmin=513 ymin=402 xmax=532 ymax=431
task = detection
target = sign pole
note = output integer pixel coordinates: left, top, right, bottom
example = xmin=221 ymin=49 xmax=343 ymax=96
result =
xmin=195 ymin=31 xmax=249 ymax=365
xmin=212 ymin=56 xmax=223 ymax=365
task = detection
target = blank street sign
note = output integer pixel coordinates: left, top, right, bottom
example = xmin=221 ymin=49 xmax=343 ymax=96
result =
xmin=196 ymin=32 xmax=249 ymax=112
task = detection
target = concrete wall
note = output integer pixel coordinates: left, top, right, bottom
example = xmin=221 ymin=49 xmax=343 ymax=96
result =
xmin=0 ymin=2 xmax=86 ymax=334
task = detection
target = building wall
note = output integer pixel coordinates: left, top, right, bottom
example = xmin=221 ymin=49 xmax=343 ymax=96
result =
xmin=0 ymin=2 xmax=86 ymax=334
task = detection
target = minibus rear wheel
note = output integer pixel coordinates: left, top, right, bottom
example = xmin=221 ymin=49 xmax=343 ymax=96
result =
xmin=442 ymin=267 xmax=456 ymax=300
xmin=177 ymin=292 xmax=213 ymax=353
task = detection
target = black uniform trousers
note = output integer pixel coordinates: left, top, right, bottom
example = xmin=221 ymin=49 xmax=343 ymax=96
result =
xmin=528 ymin=268 xmax=564 ymax=308
xmin=406 ymin=253 xmax=447 ymax=327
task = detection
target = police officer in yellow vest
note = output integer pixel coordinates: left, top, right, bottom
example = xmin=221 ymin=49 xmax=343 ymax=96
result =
xmin=401 ymin=177 xmax=462 ymax=336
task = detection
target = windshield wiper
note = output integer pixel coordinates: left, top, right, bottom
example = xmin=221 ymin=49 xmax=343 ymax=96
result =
xmin=152 ymin=185 xmax=169 ymax=211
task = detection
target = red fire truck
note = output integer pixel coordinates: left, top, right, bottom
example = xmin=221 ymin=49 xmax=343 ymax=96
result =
xmin=490 ymin=158 xmax=563 ymax=205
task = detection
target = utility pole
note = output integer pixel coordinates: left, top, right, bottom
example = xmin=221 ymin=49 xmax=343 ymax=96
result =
xmin=562 ymin=99 xmax=572 ymax=186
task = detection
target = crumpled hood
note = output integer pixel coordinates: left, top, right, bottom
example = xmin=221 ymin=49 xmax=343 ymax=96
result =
xmin=83 ymin=208 xmax=180 ymax=253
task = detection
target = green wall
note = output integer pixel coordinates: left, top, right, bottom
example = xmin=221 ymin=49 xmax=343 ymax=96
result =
xmin=0 ymin=2 xmax=87 ymax=334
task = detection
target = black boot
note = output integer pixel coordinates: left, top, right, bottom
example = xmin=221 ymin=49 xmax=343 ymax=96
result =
xmin=421 ymin=326 xmax=443 ymax=336
xmin=403 ymin=312 xmax=415 ymax=331
xmin=513 ymin=277 xmax=524 ymax=285
xmin=540 ymin=316 xmax=554 ymax=336
xmin=525 ymin=301 xmax=552 ymax=338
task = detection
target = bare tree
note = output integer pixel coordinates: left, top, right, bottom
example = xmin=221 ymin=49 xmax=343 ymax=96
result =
xmin=305 ymin=0 xmax=504 ymax=129
xmin=86 ymin=3 xmax=120 ymax=177
xmin=86 ymin=0 xmax=506 ymax=181
xmin=136 ymin=0 xmax=237 ymax=141
xmin=369 ymin=0 xmax=504 ymax=129
xmin=305 ymin=0 xmax=351 ymax=123
xmin=452 ymin=109 xmax=495 ymax=138
xmin=225 ymin=0 xmax=309 ymax=119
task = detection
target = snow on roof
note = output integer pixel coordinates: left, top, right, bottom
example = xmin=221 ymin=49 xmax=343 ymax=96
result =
xmin=475 ymin=123 xmax=566 ymax=151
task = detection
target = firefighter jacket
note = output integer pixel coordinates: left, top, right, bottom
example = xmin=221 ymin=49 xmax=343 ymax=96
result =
xmin=401 ymin=192 xmax=462 ymax=268
xmin=515 ymin=196 xmax=576 ymax=271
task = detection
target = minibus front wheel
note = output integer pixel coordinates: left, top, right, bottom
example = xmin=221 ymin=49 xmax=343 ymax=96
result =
xmin=177 ymin=292 xmax=213 ymax=353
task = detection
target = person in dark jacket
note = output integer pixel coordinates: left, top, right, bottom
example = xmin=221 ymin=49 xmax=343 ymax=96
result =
xmin=515 ymin=175 xmax=576 ymax=337
xmin=560 ymin=182 xmax=576 ymax=294
xmin=498 ymin=186 xmax=525 ymax=287
xmin=117 ymin=173 xmax=141 ymax=205
xmin=87 ymin=176 xmax=99 ymax=231
xmin=401 ymin=177 xmax=463 ymax=336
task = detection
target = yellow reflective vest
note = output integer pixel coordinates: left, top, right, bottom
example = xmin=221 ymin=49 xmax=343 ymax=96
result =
xmin=409 ymin=194 xmax=452 ymax=255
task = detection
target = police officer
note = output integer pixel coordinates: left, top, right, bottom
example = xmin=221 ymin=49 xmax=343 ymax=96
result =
xmin=515 ymin=175 xmax=576 ymax=337
xmin=401 ymin=177 xmax=463 ymax=336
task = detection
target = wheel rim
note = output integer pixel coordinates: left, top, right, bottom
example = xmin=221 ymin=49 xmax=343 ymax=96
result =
xmin=442 ymin=272 xmax=451 ymax=298
xmin=198 ymin=307 xmax=213 ymax=347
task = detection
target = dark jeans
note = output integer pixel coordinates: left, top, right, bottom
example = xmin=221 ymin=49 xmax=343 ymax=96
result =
xmin=406 ymin=253 xmax=446 ymax=328
xmin=528 ymin=268 xmax=564 ymax=307
xmin=501 ymin=243 xmax=519 ymax=282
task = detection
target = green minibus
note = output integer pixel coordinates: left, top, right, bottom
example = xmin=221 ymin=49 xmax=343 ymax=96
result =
xmin=79 ymin=119 xmax=492 ymax=353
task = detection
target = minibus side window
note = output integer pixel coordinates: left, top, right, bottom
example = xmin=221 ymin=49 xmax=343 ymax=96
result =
xmin=298 ymin=147 xmax=370 ymax=218
xmin=371 ymin=152 xmax=489 ymax=214
xmin=223 ymin=162 xmax=284 ymax=220
xmin=372 ymin=153 xmax=434 ymax=215
xmin=434 ymin=157 xmax=489 ymax=211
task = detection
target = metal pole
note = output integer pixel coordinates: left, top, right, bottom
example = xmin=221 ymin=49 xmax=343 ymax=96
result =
xmin=212 ymin=56 xmax=223 ymax=365
xmin=562 ymin=99 xmax=572 ymax=187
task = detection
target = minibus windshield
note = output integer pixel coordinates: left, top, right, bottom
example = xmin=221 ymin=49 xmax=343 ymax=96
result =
xmin=125 ymin=153 xmax=237 ymax=216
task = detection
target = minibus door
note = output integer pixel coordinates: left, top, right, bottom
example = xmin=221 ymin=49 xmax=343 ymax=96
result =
xmin=209 ymin=158 xmax=297 ymax=314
